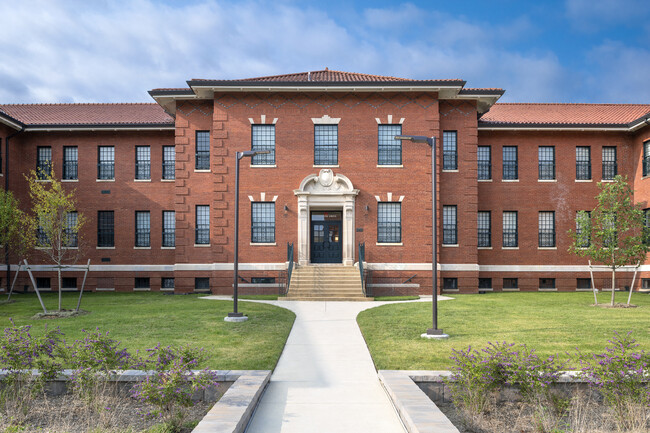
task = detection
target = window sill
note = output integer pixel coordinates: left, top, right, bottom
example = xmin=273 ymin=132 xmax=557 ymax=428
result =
xmin=502 ymin=247 xmax=519 ymax=250
xmin=575 ymin=179 xmax=592 ymax=182
xmin=538 ymin=247 xmax=557 ymax=250
xmin=250 ymin=242 xmax=277 ymax=246
xmin=96 ymin=179 xmax=115 ymax=182
xmin=479 ymin=288 xmax=493 ymax=292
xmin=96 ymin=288 xmax=115 ymax=292
xmin=376 ymin=242 xmax=403 ymax=246
xmin=134 ymin=179 xmax=151 ymax=182
xmin=442 ymin=289 xmax=459 ymax=293
xmin=601 ymin=179 xmax=614 ymax=182
xmin=96 ymin=247 xmax=116 ymax=250
xmin=250 ymin=164 xmax=277 ymax=168
xmin=36 ymin=179 xmax=52 ymax=183
xmin=538 ymin=288 xmax=558 ymax=292
xmin=478 ymin=179 xmax=492 ymax=182
xmin=194 ymin=169 xmax=211 ymax=173
xmin=576 ymin=288 xmax=594 ymax=292
xmin=502 ymin=179 xmax=519 ymax=182
xmin=133 ymin=288 xmax=151 ymax=292
xmin=443 ymin=244 xmax=459 ymax=247
xmin=161 ymin=179 xmax=175 ymax=182
xmin=161 ymin=288 xmax=175 ymax=291
xmin=313 ymin=165 xmax=339 ymax=168
xmin=61 ymin=179 xmax=78 ymax=182
xmin=477 ymin=246 xmax=492 ymax=250
xmin=538 ymin=179 xmax=557 ymax=183
xmin=134 ymin=246 xmax=151 ymax=250
xmin=502 ymin=288 xmax=520 ymax=292
xmin=194 ymin=244 xmax=211 ymax=247
xmin=161 ymin=246 xmax=176 ymax=250
xmin=442 ymin=169 xmax=458 ymax=173
xmin=376 ymin=165 xmax=403 ymax=168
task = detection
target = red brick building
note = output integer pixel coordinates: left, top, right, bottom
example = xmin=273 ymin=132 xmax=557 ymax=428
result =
xmin=1 ymin=70 xmax=649 ymax=295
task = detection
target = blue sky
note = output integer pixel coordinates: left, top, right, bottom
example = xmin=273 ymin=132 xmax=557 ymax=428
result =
xmin=1 ymin=0 xmax=649 ymax=104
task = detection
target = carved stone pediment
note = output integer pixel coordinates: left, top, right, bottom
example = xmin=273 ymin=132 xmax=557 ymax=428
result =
xmin=295 ymin=169 xmax=358 ymax=195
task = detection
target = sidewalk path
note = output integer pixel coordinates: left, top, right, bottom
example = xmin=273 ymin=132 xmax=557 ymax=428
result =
xmin=201 ymin=296 xmax=450 ymax=432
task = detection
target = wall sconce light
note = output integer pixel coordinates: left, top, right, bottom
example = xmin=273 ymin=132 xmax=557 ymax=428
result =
xmin=284 ymin=204 xmax=289 ymax=212
xmin=365 ymin=205 xmax=370 ymax=212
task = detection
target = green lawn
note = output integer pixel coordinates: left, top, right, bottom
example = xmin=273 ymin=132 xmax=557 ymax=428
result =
xmin=357 ymin=291 xmax=650 ymax=370
xmin=1 ymin=292 xmax=295 ymax=370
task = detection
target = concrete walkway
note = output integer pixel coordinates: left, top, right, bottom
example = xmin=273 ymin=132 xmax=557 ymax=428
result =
xmin=202 ymin=296 xmax=450 ymax=432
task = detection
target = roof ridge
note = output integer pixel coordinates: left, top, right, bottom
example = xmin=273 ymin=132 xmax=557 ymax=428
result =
xmin=493 ymin=102 xmax=650 ymax=107
xmin=0 ymin=102 xmax=159 ymax=107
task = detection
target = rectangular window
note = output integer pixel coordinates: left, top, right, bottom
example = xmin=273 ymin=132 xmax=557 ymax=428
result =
xmin=576 ymin=211 xmax=591 ymax=248
xmin=602 ymin=147 xmax=617 ymax=180
xmin=643 ymin=279 xmax=650 ymax=290
xmin=644 ymin=209 xmax=650 ymax=246
xmin=135 ymin=211 xmax=150 ymax=247
xmin=162 ymin=211 xmax=175 ymax=247
xmin=443 ymin=278 xmax=458 ymax=291
xmin=251 ymin=202 xmax=275 ymax=243
xmin=576 ymin=146 xmax=591 ymax=180
xmin=37 ymin=146 xmax=52 ymax=179
xmin=478 ymin=211 xmax=491 ymax=247
xmin=314 ymin=125 xmax=338 ymax=165
xmin=479 ymin=278 xmax=492 ymax=290
xmin=443 ymin=205 xmax=457 ymax=245
xmin=539 ymin=278 xmax=555 ymax=289
xmin=539 ymin=211 xmax=556 ymax=247
xmin=161 ymin=277 xmax=175 ymax=290
xmin=577 ymin=278 xmax=591 ymax=290
xmin=98 ymin=146 xmax=115 ymax=180
xmin=378 ymin=124 xmax=402 ymax=165
xmin=36 ymin=277 xmax=50 ymax=289
xmin=503 ymin=278 xmax=518 ymax=289
xmin=502 ymin=146 xmax=518 ymax=180
xmin=538 ymin=146 xmax=555 ymax=180
xmin=195 ymin=205 xmax=210 ymax=245
xmin=162 ymin=146 xmax=175 ymax=180
xmin=135 ymin=277 xmax=150 ymax=289
xmin=63 ymin=146 xmax=78 ymax=180
xmin=644 ymin=141 xmax=650 ymax=177
xmin=443 ymin=131 xmax=457 ymax=170
xmin=251 ymin=277 xmax=276 ymax=284
xmin=196 ymin=131 xmax=210 ymax=170
xmin=503 ymin=211 xmax=518 ymax=247
xmin=251 ymin=125 xmax=276 ymax=165
xmin=195 ymin=277 xmax=210 ymax=291
xmin=65 ymin=211 xmax=78 ymax=248
xmin=61 ymin=277 xmax=77 ymax=289
xmin=97 ymin=211 xmax=114 ymax=247
xmin=135 ymin=146 xmax=151 ymax=180
xmin=377 ymin=202 xmax=402 ymax=243
xmin=477 ymin=146 xmax=491 ymax=180
xmin=36 ymin=217 xmax=48 ymax=246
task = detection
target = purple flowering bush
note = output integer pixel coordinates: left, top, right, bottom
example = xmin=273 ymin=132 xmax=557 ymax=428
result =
xmin=577 ymin=332 xmax=650 ymax=431
xmin=130 ymin=345 xmax=219 ymax=432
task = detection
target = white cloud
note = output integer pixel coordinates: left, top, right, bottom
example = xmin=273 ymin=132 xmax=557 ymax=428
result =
xmin=565 ymin=0 xmax=650 ymax=30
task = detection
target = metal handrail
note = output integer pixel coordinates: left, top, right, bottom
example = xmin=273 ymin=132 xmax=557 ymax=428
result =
xmin=286 ymin=242 xmax=294 ymax=294
xmin=358 ymin=242 xmax=366 ymax=296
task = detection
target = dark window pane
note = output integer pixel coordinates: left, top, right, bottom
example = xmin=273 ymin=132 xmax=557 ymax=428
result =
xmin=503 ymin=278 xmax=518 ymax=289
xmin=378 ymin=125 xmax=402 ymax=165
xmin=479 ymin=278 xmax=492 ymax=289
xmin=539 ymin=211 xmax=555 ymax=247
xmin=195 ymin=205 xmax=209 ymax=244
xmin=97 ymin=211 xmax=114 ymax=247
xmin=539 ymin=278 xmax=555 ymax=289
xmin=196 ymin=131 xmax=210 ymax=170
xmin=135 ymin=211 xmax=150 ymax=247
xmin=252 ymin=125 xmax=276 ymax=165
xmin=195 ymin=277 xmax=210 ymax=291
xmin=477 ymin=146 xmax=491 ymax=180
xmin=478 ymin=211 xmax=491 ymax=247
xmin=443 ymin=131 xmax=457 ymax=170
xmin=503 ymin=211 xmax=518 ymax=247
xmin=163 ymin=211 xmax=175 ymax=247
xmin=576 ymin=146 xmax=591 ymax=180
xmin=502 ymin=146 xmax=518 ymax=180
xmin=378 ymin=202 xmax=401 ymax=243
xmin=37 ymin=147 xmax=52 ymax=179
xmin=135 ymin=146 xmax=151 ymax=180
xmin=443 ymin=278 xmax=458 ymax=291
xmin=135 ymin=277 xmax=150 ymax=289
xmin=538 ymin=146 xmax=555 ymax=180
xmin=98 ymin=146 xmax=115 ymax=180
xmin=65 ymin=211 xmax=78 ymax=247
xmin=443 ymin=205 xmax=457 ymax=245
xmin=162 ymin=146 xmax=175 ymax=179
xmin=314 ymin=125 xmax=338 ymax=165
xmin=602 ymin=147 xmax=617 ymax=180
xmin=252 ymin=202 xmax=275 ymax=243
xmin=644 ymin=141 xmax=650 ymax=177
xmin=63 ymin=146 xmax=78 ymax=180
xmin=161 ymin=277 xmax=175 ymax=289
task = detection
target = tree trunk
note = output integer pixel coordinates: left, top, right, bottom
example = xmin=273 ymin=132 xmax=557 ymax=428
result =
xmin=610 ymin=267 xmax=616 ymax=307
xmin=57 ymin=265 xmax=62 ymax=311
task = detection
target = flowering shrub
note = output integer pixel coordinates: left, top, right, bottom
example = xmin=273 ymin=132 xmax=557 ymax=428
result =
xmin=577 ymin=332 xmax=650 ymax=431
xmin=131 ymin=345 xmax=218 ymax=432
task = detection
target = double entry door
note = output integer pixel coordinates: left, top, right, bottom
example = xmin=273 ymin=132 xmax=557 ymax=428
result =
xmin=310 ymin=211 xmax=342 ymax=263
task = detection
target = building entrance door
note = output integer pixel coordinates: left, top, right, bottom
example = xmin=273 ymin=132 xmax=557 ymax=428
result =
xmin=310 ymin=211 xmax=342 ymax=263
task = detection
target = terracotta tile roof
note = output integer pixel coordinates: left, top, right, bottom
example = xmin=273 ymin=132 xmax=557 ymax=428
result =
xmin=481 ymin=103 xmax=650 ymax=127
xmin=0 ymin=103 xmax=173 ymax=127
xmin=190 ymin=69 xmax=464 ymax=84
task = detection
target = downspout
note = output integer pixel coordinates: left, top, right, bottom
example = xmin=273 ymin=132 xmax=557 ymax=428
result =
xmin=5 ymin=127 xmax=24 ymax=290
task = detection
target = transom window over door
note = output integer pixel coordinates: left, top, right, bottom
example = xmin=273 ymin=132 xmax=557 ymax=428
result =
xmin=378 ymin=125 xmax=402 ymax=165
xmin=314 ymin=125 xmax=338 ymax=165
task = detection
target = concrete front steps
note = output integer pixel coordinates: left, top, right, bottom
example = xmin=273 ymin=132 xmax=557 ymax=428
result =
xmin=285 ymin=265 xmax=373 ymax=301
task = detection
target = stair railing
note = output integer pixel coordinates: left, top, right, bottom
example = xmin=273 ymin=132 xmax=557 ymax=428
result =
xmin=285 ymin=242 xmax=294 ymax=295
xmin=358 ymin=242 xmax=367 ymax=296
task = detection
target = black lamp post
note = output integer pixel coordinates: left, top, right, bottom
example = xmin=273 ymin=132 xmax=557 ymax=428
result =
xmin=395 ymin=135 xmax=449 ymax=339
xmin=225 ymin=149 xmax=270 ymax=323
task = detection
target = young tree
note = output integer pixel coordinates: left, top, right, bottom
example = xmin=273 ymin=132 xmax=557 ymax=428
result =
xmin=26 ymin=169 xmax=86 ymax=311
xmin=0 ymin=190 xmax=34 ymax=290
xmin=568 ymin=175 xmax=649 ymax=306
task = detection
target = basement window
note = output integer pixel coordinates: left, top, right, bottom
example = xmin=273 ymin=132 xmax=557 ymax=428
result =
xmin=443 ymin=278 xmax=458 ymax=291
xmin=195 ymin=278 xmax=210 ymax=292
xmin=577 ymin=278 xmax=591 ymax=290
xmin=539 ymin=278 xmax=556 ymax=290
xmin=62 ymin=277 xmax=77 ymax=289
xmin=135 ymin=278 xmax=150 ymax=289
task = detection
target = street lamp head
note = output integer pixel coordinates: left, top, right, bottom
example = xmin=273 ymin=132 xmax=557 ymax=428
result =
xmin=238 ymin=150 xmax=271 ymax=159
xmin=394 ymin=135 xmax=435 ymax=146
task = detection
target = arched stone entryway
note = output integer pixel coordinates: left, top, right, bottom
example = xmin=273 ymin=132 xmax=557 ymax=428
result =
xmin=294 ymin=169 xmax=359 ymax=266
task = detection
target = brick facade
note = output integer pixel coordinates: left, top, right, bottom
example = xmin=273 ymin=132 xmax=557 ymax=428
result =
xmin=1 ymin=71 xmax=649 ymax=295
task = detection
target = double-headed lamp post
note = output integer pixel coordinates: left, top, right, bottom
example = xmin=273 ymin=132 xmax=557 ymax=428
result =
xmin=225 ymin=149 xmax=270 ymax=323
xmin=395 ymin=135 xmax=449 ymax=339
